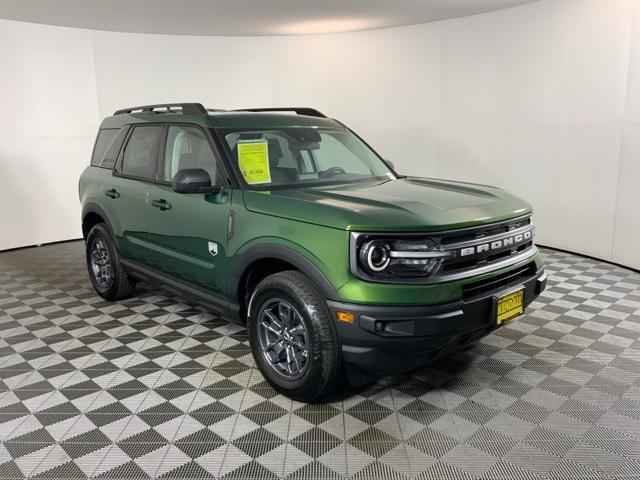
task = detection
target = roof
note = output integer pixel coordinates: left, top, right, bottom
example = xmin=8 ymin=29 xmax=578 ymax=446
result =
xmin=210 ymin=112 xmax=341 ymax=129
xmin=99 ymin=104 xmax=343 ymax=130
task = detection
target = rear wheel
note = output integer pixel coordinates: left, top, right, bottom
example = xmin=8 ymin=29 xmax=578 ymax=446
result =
xmin=247 ymin=271 xmax=342 ymax=402
xmin=86 ymin=224 xmax=135 ymax=301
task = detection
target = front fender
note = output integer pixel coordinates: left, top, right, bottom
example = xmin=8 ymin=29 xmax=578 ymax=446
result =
xmin=228 ymin=241 xmax=341 ymax=306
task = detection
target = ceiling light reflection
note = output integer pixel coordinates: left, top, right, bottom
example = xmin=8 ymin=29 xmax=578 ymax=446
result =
xmin=274 ymin=18 xmax=385 ymax=35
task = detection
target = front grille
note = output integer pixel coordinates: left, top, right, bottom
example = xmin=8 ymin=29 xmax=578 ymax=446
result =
xmin=441 ymin=216 xmax=530 ymax=246
xmin=462 ymin=262 xmax=536 ymax=300
xmin=438 ymin=215 xmax=533 ymax=274
xmin=350 ymin=214 xmax=537 ymax=284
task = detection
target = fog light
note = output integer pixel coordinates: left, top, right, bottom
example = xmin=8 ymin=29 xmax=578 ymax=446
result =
xmin=336 ymin=311 xmax=355 ymax=324
xmin=375 ymin=321 xmax=384 ymax=332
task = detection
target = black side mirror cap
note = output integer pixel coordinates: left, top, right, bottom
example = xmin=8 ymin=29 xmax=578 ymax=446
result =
xmin=172 ymin=168 xmax=221 ymax=194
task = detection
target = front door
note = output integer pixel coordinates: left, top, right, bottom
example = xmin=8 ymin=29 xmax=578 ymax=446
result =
xmin=145 ymin=124 xmax=231 ymax=295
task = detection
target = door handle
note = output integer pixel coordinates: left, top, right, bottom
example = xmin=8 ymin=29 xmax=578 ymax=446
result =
xmin=151 ymin=199 xmax=172 ymax=211
xmin=105 ymin=189 xmax=120 ymax=199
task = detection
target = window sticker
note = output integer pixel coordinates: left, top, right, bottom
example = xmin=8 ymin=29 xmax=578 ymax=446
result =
xmin=237 ymin=141 xmax=271 ymax=185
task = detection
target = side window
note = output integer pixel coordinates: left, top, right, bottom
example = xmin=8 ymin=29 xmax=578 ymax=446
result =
xmin=91 ymin=129 xmax=118 ymax=167
xmin=162 ymin=126 xmax=217 ymax=183
xmin=98 ymin=128 xmax=128 ymax=169
xmin=121 ymin=126 xmax=162 ymax=179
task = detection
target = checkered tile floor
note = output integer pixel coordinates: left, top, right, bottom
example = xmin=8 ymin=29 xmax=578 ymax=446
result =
xmin=0 ymin=242 xmax=639 ymax=479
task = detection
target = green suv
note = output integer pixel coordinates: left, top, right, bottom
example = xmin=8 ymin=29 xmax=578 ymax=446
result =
xmin=80 ymin=103 xmax=546 ymax=401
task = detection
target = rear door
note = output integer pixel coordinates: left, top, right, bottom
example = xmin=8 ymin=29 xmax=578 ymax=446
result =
xmin=109 ymin=125 xmax=163 ymax=263
xmin=87 ymin=127 xmax=128 ymax=232
xmin=146 ymin=124 xmax=232 ymax=294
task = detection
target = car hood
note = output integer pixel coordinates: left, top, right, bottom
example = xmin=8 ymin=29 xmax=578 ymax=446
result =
xmin=242 ymin=177 xmax=532 ymax=232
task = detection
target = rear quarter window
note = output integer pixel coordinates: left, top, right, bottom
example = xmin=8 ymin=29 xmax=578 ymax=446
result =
xmin=91 ymin=129 xmax=118 ymax=167
xmin=91 ymin=128 xmax=128 ymax=169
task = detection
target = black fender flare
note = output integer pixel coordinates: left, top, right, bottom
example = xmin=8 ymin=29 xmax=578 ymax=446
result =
xmin=228 ymin=243 xmax=340 ymax=311
xmin=81 ymin=203 xmax=119 ymax=248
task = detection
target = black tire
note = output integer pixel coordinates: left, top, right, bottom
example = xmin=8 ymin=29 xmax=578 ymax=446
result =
xmin=247 ymin=270 xmax=342 ymax=402
xmin=85 ymin=223 xmax=136 ymax=301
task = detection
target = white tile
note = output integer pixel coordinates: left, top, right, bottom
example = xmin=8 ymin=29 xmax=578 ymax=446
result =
xmin=92 ymin=446 xmax=130 ymax=477
xmin=195 ymin=445 xmax=226 ymax=476
xmin=219 ymin=444 xmax=251 ymax=476
xmin=155 ymin=445 xmax=191 ymax=477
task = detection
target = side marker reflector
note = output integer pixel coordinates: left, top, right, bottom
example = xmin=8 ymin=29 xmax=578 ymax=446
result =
xmin=336 ymin=311 xmax=355 ymax=324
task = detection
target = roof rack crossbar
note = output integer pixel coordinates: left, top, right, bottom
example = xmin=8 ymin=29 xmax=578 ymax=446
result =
xmin=233 ymin=107 xmax=326 ymax=118
xmin=113 ymin=103 xmax=208 ymax=116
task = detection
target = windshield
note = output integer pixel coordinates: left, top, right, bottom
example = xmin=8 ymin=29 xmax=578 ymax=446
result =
xmin=221 ymin=126 xmax=395 ymax=188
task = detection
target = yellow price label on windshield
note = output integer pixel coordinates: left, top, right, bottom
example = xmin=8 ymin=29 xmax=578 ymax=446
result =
xmin=238 ymin=141 xmax=271 ymax=185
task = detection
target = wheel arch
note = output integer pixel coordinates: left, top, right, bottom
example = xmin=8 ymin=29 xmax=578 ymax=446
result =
xmin=81 ymin=203 xmax=118 ymax=247
xmin=229 ymin=244 xmax=339 ymax=321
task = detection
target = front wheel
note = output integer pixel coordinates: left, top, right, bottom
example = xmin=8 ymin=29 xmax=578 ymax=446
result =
xmin=247 ymin=271 xmax=342 ymax=402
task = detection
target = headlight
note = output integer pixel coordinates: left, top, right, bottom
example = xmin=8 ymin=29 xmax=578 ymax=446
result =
xmin=355 ymin=236 xmax=454 ymax=279
xmin=359 ymin=240 xmax=391 ymax=272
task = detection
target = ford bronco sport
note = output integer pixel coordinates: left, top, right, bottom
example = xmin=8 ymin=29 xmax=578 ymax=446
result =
xmin=79 ymin=103 xmax=546 ymax=401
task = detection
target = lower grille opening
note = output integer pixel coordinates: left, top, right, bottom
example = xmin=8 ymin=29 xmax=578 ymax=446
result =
xmin=462 ymin=262 xmax=536 ymax=300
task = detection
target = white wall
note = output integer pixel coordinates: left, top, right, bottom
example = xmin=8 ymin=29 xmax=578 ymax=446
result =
xmin=437 ymin=0 xmax=637 ymax=267
xmin=266 ymin=0 xmax=639 ymax=268
xmin=0 ymin=20 xmax=99 ymax=250
xmin=1 ymin=0 xmax=639 ymax=269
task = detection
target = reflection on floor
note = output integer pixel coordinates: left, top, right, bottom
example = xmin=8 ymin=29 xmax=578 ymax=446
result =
xmin=0 ymin=241 xmax=639 ymax=479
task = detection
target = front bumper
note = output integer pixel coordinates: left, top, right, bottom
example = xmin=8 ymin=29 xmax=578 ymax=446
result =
xmin=328 ymin=266 xmax=547 ymax=382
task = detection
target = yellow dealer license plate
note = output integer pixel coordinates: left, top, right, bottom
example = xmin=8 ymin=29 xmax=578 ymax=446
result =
xmin=496 ymin=289 xmax=524 ymax=325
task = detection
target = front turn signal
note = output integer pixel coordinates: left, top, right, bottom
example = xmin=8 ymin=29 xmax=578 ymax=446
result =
xmin=336 ymin=311 xmax=355 ymax=324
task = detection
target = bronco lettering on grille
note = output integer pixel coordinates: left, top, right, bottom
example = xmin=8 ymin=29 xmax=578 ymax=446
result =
xmin=459 ymin=230 xmax=532 ymax=257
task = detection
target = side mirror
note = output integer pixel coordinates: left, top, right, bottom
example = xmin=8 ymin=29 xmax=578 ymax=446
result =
xmin=383 ymin=159 xmax=395 ymax=170
xmin=172 ymin=168 xmax=220 ymax=194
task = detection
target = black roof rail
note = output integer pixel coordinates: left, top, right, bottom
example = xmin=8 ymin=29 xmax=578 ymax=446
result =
xmin=113 ymin=103 xmax=208 ymax=116
xmin=233 ymin=107 xmax=326 ymax=118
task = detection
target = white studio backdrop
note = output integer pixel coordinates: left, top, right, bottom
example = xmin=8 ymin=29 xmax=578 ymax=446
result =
xmin=1 ymin=0 xmax=639 ymax=269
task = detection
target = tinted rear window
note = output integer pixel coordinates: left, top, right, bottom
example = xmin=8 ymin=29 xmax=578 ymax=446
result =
xmin=100 ymin=128 xmax=128 ymax=169
xmin=91 ymin=129 xmax=118 ymax=167
xmin=91 ymin=128 xmax=128 ymax=169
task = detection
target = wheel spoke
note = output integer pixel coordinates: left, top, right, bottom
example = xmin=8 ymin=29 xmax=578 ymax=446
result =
xmin=278 ymin=303 xmax=292 ymax=326
xmin=290 ymin=346 xmax=301 ymax=372
xmin=260 ymin=319 xmax=281 ymax=337
xmin=289 ymin=325 xmax=303 ymax=335
xmin=269 ymin=342 xmax=283 ymax=363
xmin=285 ymin=345 xmax=294 ymax=374
xmin=264 ymin=309 xmax=283 ymax=329
xmin=264 ymin=339 xmax=279 ymax=351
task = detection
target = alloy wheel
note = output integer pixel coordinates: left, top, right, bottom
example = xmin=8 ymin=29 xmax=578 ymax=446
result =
xmin=257 ymin=299 xmax=310 ymax=379
xmin=90 ymin=238 xmax=113 ymax=288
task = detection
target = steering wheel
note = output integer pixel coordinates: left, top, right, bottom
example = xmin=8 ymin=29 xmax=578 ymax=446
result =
xmin=319 ymin=166 xmax=347 ymax=178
